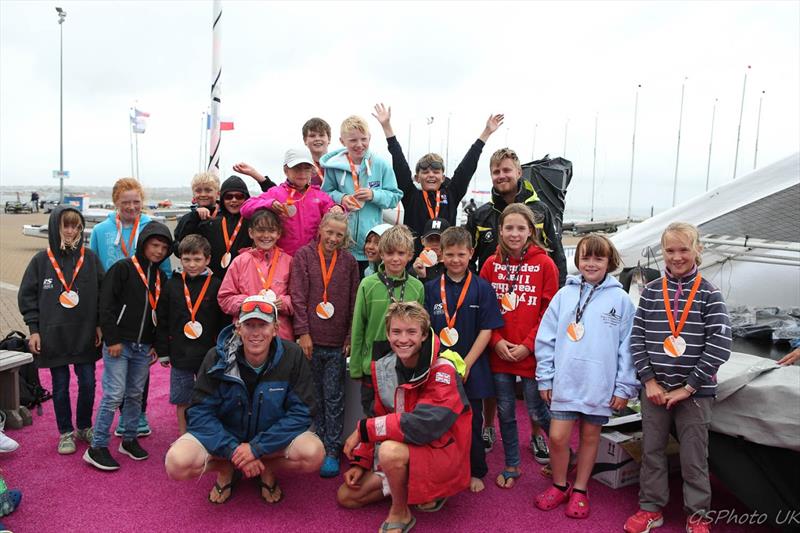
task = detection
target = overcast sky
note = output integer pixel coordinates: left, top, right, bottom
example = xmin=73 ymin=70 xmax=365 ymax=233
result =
xmin=1 ymin=1 xmax=798 ymax=217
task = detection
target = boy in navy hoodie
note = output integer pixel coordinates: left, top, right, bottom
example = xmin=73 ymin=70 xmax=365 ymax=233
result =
xmin=84 ymin=222 xmax=173 ymax=471
xmin=156 ymin=235 xmax=225 ymax=435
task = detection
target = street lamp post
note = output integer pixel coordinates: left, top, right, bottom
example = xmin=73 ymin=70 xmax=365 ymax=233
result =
xmin=56 ymin=7 xmax=66 ymax=203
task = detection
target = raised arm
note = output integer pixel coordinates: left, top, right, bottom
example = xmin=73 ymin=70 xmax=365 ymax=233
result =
xmin=372 ymin=103 xmax=415 ymax=197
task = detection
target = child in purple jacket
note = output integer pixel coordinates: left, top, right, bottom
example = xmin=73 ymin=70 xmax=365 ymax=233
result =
xmin=289 ymin=210 xmax=360 ymax=477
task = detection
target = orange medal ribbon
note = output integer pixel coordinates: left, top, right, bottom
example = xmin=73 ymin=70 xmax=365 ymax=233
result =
xmin=255 ymin=248 xmax=282 ymax=292
xmin=115 ymin=214 xmax=140 ymax=258
xmin=345 ymin=154 xmax=364 ymax=210
xmin=221 ymin=216 xmax=243 ymax=256
xmin=423 ymin=190 xmax=441 ymax=219
xmin=132 ymin=256 xmax=161 ymax=323
xmin=440 ymin=272 xmax=471 ymax=330
xmin=317 ymin=244 xmax=338 ymax=304
xmin=661 ymin=274 xmax=702 ymax=357
xmin=47 ymin=246 xmax=85 ymax=308
xmin=181 ymin=271 xmax=212 ymax=324
xmin=314 ymin=162 xmax=325 ymax=182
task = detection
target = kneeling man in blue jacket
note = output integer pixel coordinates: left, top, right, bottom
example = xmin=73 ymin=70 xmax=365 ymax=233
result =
xmin=165 ymin=294 xmax=324 ymax=504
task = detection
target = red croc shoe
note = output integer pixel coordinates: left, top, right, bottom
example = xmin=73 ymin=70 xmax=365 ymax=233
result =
xmin=534 ymin=483 xmax=571 ymax=511
xmin=565 ymin=490 xmax=590 ymax=518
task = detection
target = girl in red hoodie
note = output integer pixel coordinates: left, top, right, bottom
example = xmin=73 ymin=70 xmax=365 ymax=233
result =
xmin=479 ymin=203 xmax=558 ymax=489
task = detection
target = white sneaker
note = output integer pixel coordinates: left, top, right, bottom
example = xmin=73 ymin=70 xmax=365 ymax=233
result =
xmin=0 ymin=431 xmax=19 ymax=453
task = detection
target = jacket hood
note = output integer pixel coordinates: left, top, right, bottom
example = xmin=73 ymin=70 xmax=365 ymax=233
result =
xmin=48 ymin=205 xmax=85 ymax=252
xmin=134 ymin=220 xmax=174 ymax=266
xmin=490 ymin=179 xmax=539 ymax=210
xmin=220 ymin=176 xmax=251 ymax=216
xmin=320 ymin=147 xmax=376 ymax=173
xmin=565 ymin=273 xmax=623 ymax=291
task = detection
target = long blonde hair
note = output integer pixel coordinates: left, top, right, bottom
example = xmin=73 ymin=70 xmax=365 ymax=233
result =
xmin=661 ymin=222 xmax=703 ymax=266
xmin=318 ymin=210 xmax=354 ymax=250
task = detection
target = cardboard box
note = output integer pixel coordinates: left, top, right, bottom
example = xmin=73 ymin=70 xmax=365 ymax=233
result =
xmin=592 ymin=428 xmax=680 ymax=489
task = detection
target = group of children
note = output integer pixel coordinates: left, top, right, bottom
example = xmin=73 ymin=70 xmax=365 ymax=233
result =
xmin=16 ymin=107 xmax=731 ymax=532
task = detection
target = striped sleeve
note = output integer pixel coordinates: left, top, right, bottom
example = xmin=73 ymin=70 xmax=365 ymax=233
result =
xmin=686 ymin=284 xmax=732 ymax=390
xmin=631 ymin=286 xmax=656 ymax=384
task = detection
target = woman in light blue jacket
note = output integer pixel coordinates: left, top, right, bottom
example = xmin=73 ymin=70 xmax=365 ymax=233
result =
xmin=533 ymin=234 xmax=639 ymax=519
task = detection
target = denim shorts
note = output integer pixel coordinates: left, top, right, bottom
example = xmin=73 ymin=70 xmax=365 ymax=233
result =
xmin=170 ymin=367 xmax=196 ymax=405
xmin=550 ymin=410 xmax=608 ymax=426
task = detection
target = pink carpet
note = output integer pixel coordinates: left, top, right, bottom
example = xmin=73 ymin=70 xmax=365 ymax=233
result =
xmin=1 ymin=362 xmax=774 ymax=533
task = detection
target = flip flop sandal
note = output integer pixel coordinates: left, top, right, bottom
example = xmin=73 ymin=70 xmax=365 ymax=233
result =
xmin=208 ymin=474 xmax=238 ymax=505
xmin=496 ymin=468 xmax=521 ymax=489
xmin=380 ymin=516 xmax=416 ymax=532
xmin=415 ymin=497 xmax=447 ymax=513
xmin=257 ymin=478 xmax=284 ymax=504
xmin=534 ymin=483 xmax=571 ymax=511
xmin=565 ymin=490 xmax=590 ymax=518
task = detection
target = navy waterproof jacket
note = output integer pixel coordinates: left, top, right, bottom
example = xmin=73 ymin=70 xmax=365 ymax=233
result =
xmin=186 ymin=324 xmax=315 ymax=460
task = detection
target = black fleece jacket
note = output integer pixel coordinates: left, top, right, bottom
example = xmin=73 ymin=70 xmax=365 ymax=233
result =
xmin=154 ymin=269 xmax=225 ymax=372
xmin=17 ymin=206 xmax=104 ymax=368
xmin=99 ymin=222 xmax=173 ymax=346
xmin=177 ymin=176 xmax=269 ymax=279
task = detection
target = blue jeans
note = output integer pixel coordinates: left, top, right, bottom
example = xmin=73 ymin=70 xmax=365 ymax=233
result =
xmin=49 ymin=363 xmax=96 ymax=435
xmin=92 ymin=342 xmax=151 ymax=448
xmin=493 ymin=373 xmax=551 ymax=467
xmin=311 ymin=346 xmax=345 ymax=457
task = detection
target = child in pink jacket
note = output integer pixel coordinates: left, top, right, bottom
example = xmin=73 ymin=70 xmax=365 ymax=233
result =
xmin=218 ymin=208 xmax=294 ymax=340
xmin=240 ymin=147 xmax=342 ymax=257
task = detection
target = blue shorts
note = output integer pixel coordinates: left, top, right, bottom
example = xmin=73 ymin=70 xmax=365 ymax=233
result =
xmin=170 ymin=367 xmax=196 ymax=405
xmin=550 ymin=410 xmax=608 ymax=426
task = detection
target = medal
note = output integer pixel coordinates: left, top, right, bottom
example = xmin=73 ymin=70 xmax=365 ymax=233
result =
xmin=220 ymin=216 xmax=243 ymax=269
xmin=59 ymin=290 xmax=80 ymax=309
xmin=661 ymin=274 xmax=702 ymax=358
xmin=184 ymin=320 xmax=203 ymax=339
xmin=663 ymin=335 xmax=686 ymax=357
xmin=567 ymin=322 xmax=585 ymax=342
xmin=569 ymin=278 xmax=601 ymax=342
xmin=47 ymin=246 xmax=85 ymax=310
xmin=261 ymin=289 xmax=277 ymax=302
xmin=316 ymin=245 xmax=338 ymax=320
xmin=286 ymin=204 xmax=297 ymax=217
xmin=501 ymin=292 xmax=518 ymax=311
xmin=419 ymin=248 xmax=438 ymax=267
xmin=181 ymin=271 xmax=212 ymax=340
xmin=132 ymin=256 xmax=161 ymax=327
xmin=439 ymin=327 xmax=459 ymax=347
xmin=439 ymin=272 xmax=472 ymax=347
xmin=316 ymin=301 xmax=335 ymax=319
xmin=255 ymin=249 xmax=282 ymax=305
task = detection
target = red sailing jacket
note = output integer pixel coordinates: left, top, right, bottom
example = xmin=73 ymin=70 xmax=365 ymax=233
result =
xmin=479 ymin=245 xmax=558 ymax=378
xmin=350 ymin=333 xmax=472 ymax=504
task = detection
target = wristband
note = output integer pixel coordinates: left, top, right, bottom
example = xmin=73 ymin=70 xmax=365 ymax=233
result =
xmin=684 ymin=384 xmax=696 ymax=395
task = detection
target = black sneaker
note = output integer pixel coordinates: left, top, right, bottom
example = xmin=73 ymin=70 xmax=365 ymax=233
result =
xmin=83 ymin=447 xmax=121 ymax=471
xmin=482 ymin=426 xmax=496 ymax=452
xmin=119 ymin=439 xmax=149 ymax=461
xmin=531 ymin=434 xmax=550 ymax=465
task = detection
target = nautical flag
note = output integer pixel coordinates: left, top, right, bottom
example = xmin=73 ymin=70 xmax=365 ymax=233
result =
xmin=207 ymin=114 xmax=234 ymax=131
xmin=133 ymin=108 xmax=150 ymax=118
xmin=131 ymin=117 xmax=146 ymax=134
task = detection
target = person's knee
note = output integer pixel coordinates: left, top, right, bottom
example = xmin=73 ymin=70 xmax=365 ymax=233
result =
xmin=377 ymin=441 xmax=408 ymax=470
xmin=336 ymin=484 xmax=364 ymax=509
xmin=165 ymin=446 xmax=201 ymax=480
xmin=288 ymin=433 xmax=325 ymax=471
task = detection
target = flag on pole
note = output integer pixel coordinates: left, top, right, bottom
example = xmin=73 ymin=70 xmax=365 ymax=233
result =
xmin=130 ymin=108 xmax=149 ymax=134
xmin=133 ymin=108 xmax=150 ymax=118
xmin=206 ymin=114 xmax=234 ymax=131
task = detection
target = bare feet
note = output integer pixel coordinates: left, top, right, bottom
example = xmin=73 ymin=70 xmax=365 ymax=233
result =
xmin=470 ymin=476 xmax=485 ymax=493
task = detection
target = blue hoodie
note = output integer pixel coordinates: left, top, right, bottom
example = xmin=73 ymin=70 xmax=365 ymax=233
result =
xmin=535 ymin=274 xmax=639 ymax=417
xmin=321 ymin=147 xmax=401 ymax=261
xmin=89 ymin=211 xmax=172 ymax=278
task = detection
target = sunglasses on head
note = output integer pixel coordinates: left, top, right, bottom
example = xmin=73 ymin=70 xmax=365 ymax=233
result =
xmin=417 ymin=161 xmax=444 ymax=171
xmin=240 ymin=300 xmax=276 ymax=315
xmin=223 ymin=192 xmax=247 ymax=201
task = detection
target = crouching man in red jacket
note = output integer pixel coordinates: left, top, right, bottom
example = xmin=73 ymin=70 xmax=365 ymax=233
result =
xmin=337 ymin=301 xmax=472 ymax=532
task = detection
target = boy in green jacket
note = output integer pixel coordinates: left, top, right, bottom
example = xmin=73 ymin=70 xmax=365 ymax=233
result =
xmin=349 ymin=225 xmax=423 ymax=415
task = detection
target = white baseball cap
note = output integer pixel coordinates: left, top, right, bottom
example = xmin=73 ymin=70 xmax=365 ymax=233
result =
xmin=284 ymin=147 xmax=315 ymax=168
